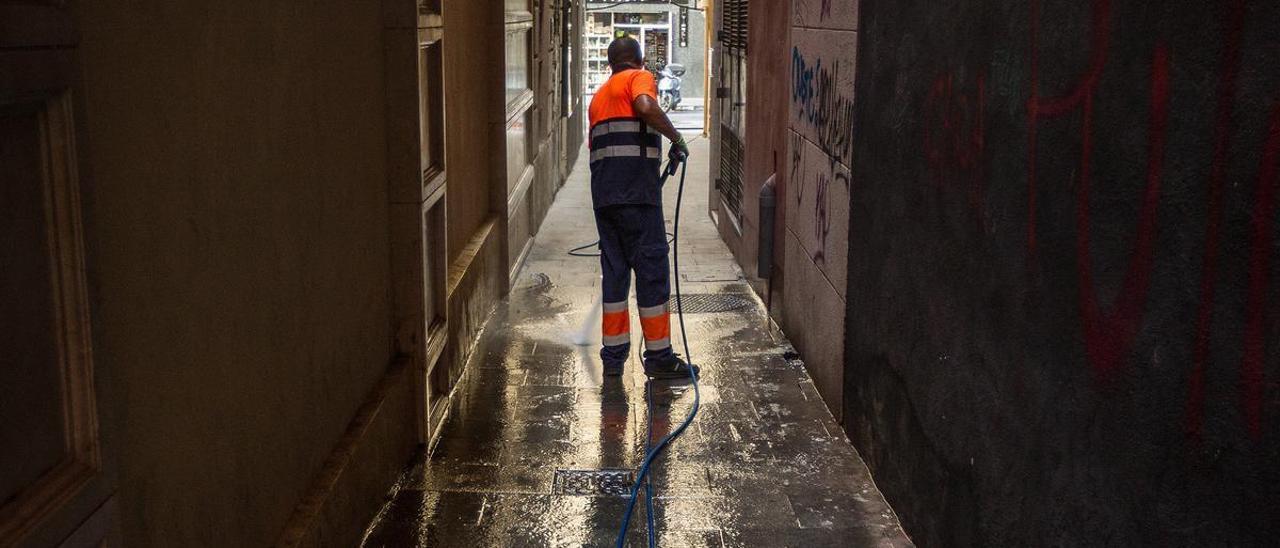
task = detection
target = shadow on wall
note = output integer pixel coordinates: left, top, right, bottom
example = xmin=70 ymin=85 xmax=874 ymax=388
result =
xmin=844 ymin=0 xmax=1280 ymax=545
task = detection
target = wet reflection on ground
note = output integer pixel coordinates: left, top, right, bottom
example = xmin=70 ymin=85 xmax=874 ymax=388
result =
xmin=361 ymin=140 xmax=911 ymax=547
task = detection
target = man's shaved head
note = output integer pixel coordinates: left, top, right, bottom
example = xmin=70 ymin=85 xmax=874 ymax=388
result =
xmin=607 ymin=36 xmax=643 ymax=72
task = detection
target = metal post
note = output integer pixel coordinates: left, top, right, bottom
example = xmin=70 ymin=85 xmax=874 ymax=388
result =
xmin=757 ymin=173 xmax=776 ymax=278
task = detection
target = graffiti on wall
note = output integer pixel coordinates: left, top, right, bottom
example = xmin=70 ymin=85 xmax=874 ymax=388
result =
xmin=792 ymin=46 xmax=856 ymax=165
xmin=790 ymin=131 xmax=849 ymax=267
xmin=794 ymin=0 xmax=835 ymax=23
xmin=923 ymin=73 xmax=988 ymax=224
xmin=1243 ymin=104 xmax=1279 ymax=442
xmin=907 ymin=0 xmax=1275 ymax=442
xmin=791 ymin=130 xmax=804 ymax=185
xmin=1018 ymin=0 xmax=1272 ymax=441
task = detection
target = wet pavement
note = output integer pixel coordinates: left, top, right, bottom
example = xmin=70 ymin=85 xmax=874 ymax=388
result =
xmin=361 ymin=136 xmax=912 ymax=547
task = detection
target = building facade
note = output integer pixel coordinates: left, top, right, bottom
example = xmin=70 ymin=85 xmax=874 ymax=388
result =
xmin=707 ymin=0 xmax=851 ymax=415
xmin=0 ymin=0 xmax=583 ymax=545
xmin=584 ymin=1 xmax=707 ymax=104
xmin=709 ymin=0 xmax=1280 ymax=545
xmin=8 ymin=0 xmax=1280 ymax=545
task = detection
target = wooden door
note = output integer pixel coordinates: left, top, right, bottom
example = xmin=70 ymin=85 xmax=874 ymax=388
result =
xmin=385 ymin=0 xmax=450 ymax=445
xmin=417 ymin=1 xmax=450 ymax=443
xmin=1 ymin=1 xmax=118 ymax=546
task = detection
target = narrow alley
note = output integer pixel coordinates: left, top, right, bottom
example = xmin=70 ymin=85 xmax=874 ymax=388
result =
xmin=361 ymin=138 xmax=910 ymax=546
xmin=5 ymin=1 xmax=1279 ymax=547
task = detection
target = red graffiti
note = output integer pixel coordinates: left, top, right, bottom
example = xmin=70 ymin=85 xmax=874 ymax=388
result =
xmin=924 ymin=73 xmax=987 ymax=223
xmin=1028 ymin=0 xmax=1159 ymax=379
xmin=1240 ymin=103 xmax=1279 ymax=441
xmin=1075 ymin=47 xmax=1168 ymax=380
xmin=1027 ymin=0 xmax=1112 ymax=256
xmin=1024 ymin=0 xmax=1269 ymax=441
xmin=1185 ymin=0 xmax=1246 ymax=443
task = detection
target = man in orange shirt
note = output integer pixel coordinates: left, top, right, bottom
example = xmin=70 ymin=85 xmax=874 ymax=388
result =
xmin=588 ymin=36 xmax=694 ymax=379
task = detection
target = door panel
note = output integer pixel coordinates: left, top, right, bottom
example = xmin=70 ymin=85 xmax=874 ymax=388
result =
xmin=388 ymin=1 xmax=450 ymax=444
xmin=417 ymin=9 xmax=449 ymax=443
xmin=1 ymin=2 xmax=114 ymax=546
xmin=1 ymin=97 xmax=71 ymax=515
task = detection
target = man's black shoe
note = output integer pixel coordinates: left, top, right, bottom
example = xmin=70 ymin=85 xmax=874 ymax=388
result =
xmin=643 ymin=354 xmax=698 ymax=380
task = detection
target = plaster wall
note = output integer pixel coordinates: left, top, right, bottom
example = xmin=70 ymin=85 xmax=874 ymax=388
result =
xmin=780 ymin=2 xmax=858 ymax=414
xmin=446 ymin=0 xmax=506 ymax=265
xmin=845 ymin=0 xmax=1280 ymax=544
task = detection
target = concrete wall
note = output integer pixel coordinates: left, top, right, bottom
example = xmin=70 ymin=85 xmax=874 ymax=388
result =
xmin=845 ymin=0 xmax=1280 ymax=545
xmin=780 ymin=0 xmax=858 ymax=415
xmin=446 ymin=0 xmax=506 ymax=267
xmin=436 ymin=0 xmax=511 ymax=439
xmin=531 ymin=0 xmax=566 ymax=248
xmin=75 ymin=1 xmax=411 ymax=545
xmin=707 ymin=0 xmax=851 ymax=419
xmin=567 ymin=0 xmax=587 ymax=166
xmin=507 ymin=0 xmax=579 ymax=281
xmin=731 ymin=0 xmax=791 ymax=290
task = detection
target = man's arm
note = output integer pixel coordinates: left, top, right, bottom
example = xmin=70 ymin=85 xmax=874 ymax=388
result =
xmin=633 ymin=95 xmax=682 ymax=144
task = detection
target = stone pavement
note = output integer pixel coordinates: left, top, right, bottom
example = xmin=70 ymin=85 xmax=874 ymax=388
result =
xmin=361 ymin=136 xmax=912 ymax=547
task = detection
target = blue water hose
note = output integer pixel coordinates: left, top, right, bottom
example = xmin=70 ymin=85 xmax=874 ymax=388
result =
xmin=616 ymin=157 xmax=700 ymax=548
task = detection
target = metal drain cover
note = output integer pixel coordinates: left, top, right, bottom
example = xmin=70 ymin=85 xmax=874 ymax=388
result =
xmin=672 ymin=293 xmax=753 ymax=314
xmin=553 ymin=469 xmax=634 ymax=496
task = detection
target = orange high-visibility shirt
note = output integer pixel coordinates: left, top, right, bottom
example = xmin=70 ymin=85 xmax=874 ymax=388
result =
xmin=589 ymin=69 xmax=658 ymax=131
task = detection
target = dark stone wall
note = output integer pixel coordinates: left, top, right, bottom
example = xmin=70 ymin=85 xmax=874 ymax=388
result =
xmin=843 ymin=1 xmax=1280 ymax=545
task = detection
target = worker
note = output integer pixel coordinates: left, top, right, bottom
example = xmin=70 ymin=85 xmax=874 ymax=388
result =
xmin=588 ymin=36 xmax=695 ymax=379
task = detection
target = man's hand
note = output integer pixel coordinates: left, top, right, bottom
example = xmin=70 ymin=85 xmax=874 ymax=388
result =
xmin=662 ymin=136 xmax=688 ymax=178
xmin=634 ymin=94 xmax=687 ymax=172
xmin=668 ymin=135 xmax=689 ymax=165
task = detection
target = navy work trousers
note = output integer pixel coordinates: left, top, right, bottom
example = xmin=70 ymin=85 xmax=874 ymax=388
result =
xmin=594 ymin=204 xmax=674 ymax=366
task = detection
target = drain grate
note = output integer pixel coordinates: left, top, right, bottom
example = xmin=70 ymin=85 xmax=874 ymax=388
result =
xmin=671 ymin=293 xmax=753 ymax=314
xmin=553 ymin=469 xmax=634 ymax=496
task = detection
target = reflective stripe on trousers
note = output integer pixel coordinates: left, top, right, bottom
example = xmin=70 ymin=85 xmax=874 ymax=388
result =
xmin=595 ymin=204 xmax=674 ymax=364
xmin=602 ymin=300 xmax=630 ymax=347
xmin=638 ymin=302 xmax=671 ymax=351
xmin=600 ymin=300 xmax=670 ymax=351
